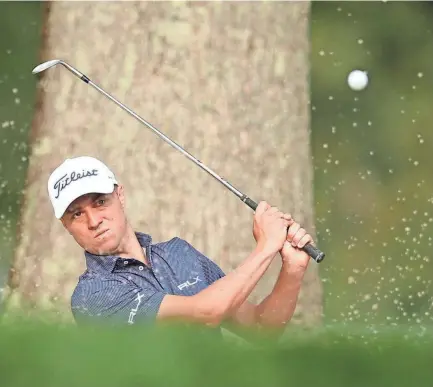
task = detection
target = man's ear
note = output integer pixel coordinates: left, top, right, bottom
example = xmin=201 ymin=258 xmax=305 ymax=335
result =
xmin=115 ymin=184 xmax=125 ymax=208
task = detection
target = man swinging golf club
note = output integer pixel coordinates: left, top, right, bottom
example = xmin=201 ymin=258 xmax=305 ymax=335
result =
xmin=48 ymin=155 xmax=314 ymax=336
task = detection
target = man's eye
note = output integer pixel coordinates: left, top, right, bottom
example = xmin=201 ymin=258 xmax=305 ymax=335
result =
xmin=73 ymin=211 xmax=82 ymax=219
xmin=97 ymin=199 xmax=105 ymax=206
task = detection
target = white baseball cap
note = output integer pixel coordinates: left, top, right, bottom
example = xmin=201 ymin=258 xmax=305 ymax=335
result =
xmin=47 ymin=156 xmax=118 ymax=219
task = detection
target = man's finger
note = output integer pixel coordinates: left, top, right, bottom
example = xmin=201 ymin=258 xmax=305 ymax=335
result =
xmin=281 ymin=218 xmax=291 ymax=229
xmin=283 ymin=213 xmax=294 ymax=227
xmin=292 ymin=228 xmax=307 ymax=247
xmin=266 ymin=206 xmax=280 ymax=215
xmin=255 ymin=201 xmax=270 ymax=216
xmin=297 ymin=233 xmax=313 ymax=249
xmin=287 ymin=222 xmax=301 ymax=242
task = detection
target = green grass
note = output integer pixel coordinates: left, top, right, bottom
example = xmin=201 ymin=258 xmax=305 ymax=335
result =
xmin=0 ymin=321 xmax=432 ymax=387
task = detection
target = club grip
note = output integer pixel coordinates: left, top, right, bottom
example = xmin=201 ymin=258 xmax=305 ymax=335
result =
xmin=302 ymin=243 xmax=325 ymax=263
xmin=240 ymin=196 xmax=325 ymax=263
xmin=243 ymin=197 xmax=258 ymax=211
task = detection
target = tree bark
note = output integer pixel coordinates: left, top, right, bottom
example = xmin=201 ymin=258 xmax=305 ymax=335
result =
xmin=4 ymin=1 xmax=322 ymax=326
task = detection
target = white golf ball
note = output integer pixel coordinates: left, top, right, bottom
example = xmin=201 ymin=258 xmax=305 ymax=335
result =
xmin=347 ymin=70 xmax=369 ymax=91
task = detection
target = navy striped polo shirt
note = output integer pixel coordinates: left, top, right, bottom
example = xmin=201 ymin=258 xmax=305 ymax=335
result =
xmin=71 ymin=232 xmax=225 ymax=325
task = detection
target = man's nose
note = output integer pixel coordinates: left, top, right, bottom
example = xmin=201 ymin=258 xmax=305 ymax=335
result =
xmin=87 ymin=211 xmax=103 ymax=230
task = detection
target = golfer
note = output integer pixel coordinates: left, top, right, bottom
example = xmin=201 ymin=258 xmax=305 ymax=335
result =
xmin=48 ymin=156 xmax=314 ymax=335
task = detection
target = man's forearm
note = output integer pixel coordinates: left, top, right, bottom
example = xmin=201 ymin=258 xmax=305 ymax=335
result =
xmin=195 ymin=245 xmax=276 ymax=323
xmin=254 ymin=262 xmax=306 ymax=329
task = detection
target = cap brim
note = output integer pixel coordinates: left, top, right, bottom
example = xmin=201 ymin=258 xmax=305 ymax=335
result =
xmin=54 ymin=178 xmax=116 ymax=219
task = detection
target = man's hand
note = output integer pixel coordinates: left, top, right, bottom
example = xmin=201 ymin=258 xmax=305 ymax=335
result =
xmin=280 ymin=217 xmax=313 ymax=271
xmin=252 ymin=201 xmax=291 ymax=256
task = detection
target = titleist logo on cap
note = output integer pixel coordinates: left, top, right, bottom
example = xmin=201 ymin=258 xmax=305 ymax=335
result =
xmin=54 ymin=169 xmax=98 ymax=199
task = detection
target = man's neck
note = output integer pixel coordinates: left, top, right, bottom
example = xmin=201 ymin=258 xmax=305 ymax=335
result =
xmin=116 ymin=226 xmax=148 ymax=265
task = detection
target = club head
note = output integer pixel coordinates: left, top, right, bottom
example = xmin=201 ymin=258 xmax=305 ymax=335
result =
xmin=32 ymin=59 xmax=62 ymax=74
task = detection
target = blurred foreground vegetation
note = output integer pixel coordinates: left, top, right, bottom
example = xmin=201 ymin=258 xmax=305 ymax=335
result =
xmin=0 ymin=321 xmax=432 ymax=387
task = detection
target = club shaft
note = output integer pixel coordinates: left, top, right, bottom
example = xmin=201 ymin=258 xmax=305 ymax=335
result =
xmin=80 ymin=76 xmax=246 ymax=202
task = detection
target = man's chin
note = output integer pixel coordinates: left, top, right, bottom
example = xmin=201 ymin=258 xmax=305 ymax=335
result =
xmin=85 ymin=238 xmax=119 ymax=256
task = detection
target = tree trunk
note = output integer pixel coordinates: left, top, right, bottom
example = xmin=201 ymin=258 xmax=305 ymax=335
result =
xmin=4 ymin=1 xmax=322 ymax=326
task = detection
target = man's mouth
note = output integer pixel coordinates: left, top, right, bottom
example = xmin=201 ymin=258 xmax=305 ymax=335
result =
xmin=95 ymin=229 xmax=109 ymax=238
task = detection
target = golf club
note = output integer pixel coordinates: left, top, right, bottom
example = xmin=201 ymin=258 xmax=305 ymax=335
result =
xmin=32 ymin=59 xmax=325 ymax=263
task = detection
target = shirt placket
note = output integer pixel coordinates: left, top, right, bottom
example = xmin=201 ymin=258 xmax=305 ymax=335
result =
xmin=144 ymin=245 xmax=166 ymax=291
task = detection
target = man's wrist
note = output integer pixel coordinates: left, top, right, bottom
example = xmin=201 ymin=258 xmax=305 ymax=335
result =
xmin=281 ymin=259 xmax=308 ymax=277
xmin=254 ymin=241 xmax=278 ymax=260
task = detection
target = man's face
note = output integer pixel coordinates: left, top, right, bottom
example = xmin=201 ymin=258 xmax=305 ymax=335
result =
xmin=61 ymin=185 xmax=128 ymax=255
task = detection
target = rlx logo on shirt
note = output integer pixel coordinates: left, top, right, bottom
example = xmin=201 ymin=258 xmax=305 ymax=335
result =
xmin=128 ymin=293 xmax=144 ymax=324
xmin=177 ymin=276 xmax=201 ymax=290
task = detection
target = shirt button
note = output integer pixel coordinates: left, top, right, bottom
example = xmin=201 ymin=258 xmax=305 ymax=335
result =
xmin=124 ymin=261 xmax=129 ymax=265
xmin=139 ymin=266 xmax=144 ymax=271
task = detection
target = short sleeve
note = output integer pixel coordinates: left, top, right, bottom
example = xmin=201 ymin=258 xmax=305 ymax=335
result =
xmin=178 ymin=238 xmax=226 ymax=283
xmin=71 ymin=277 xmax=166 ymax=326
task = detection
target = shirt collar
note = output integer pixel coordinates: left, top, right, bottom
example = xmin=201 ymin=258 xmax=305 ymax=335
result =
xmin=84 ymin=231 xmax=152 ymax=273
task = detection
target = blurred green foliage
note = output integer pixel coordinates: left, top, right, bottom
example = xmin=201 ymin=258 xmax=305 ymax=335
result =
xmin=0 ymin=1 xmax=43 ymax=298
xmin=0 ymin=1 xmax=432 ymax=333
xmin=0 ymin=321 xmax=432 ymax=387
xmin=311 ymin=1 xmax=433 ymax=327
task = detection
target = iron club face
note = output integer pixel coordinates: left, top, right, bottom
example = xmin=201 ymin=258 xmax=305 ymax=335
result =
xmin=32 ymin=59 xmax=85 ymax=79
xmin=32 ymin=59 xmax=62 ymax=74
